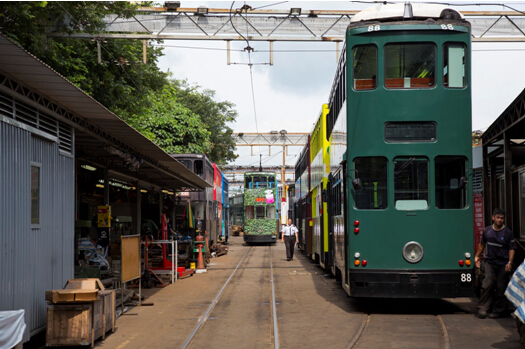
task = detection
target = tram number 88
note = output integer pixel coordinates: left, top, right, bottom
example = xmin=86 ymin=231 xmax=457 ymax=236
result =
xmin=460 ymin=273 xmax=472 ymax=283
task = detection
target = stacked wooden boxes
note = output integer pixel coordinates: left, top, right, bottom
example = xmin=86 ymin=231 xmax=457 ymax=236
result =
xmin=45 ymin=278 xmax=115 ymax=347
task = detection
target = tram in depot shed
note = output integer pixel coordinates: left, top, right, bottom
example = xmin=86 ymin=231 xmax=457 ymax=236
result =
xmin=299 ymin=2 xmax=476 ymax=298
xmin=243 ymin=171 xmax=279 ymax=244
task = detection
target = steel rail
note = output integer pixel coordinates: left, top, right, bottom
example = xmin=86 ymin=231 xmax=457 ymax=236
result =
xmin=180 ymin=246 xmax=253 ymax=349
xmin=270 ymin=245 xmax=280 ymax=349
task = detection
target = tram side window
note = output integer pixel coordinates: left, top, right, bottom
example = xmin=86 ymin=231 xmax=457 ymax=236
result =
xmin=245 ymin=206 xmax=254 ymax=220
xmin=268 ymin=176 xmax=275 ymax=188
xmin=443 ymin=43 xmax=466 ymax=88
xmin=353 ymin=45 xmax=377 ymax=91
xmin=245 ymin=176 xmax=253 ymax=188
xmin=332 ymin=171 xmax=343 ymax=216
xmin=194 ymin=160 xmax=204 ymax=176
xmin=435 ymin=156 xmax=466 ymax=209
xmin=385 ymin=43 xmax=436 ymax=89
xmin=354 ymin=157 xmax=388 ymax=210
xmin=394 ymin=157 xmax=429 ymax=210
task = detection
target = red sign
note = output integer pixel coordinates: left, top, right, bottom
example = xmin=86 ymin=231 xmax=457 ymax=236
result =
xmin=255 ymin=197 xmax=265 ymax=203
xmin=474 ymin=194 xmax=484 ymax=254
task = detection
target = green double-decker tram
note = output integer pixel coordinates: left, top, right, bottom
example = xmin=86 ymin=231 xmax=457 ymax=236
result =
xmin=327 ymin=3 xmax=475 ymax=298
xmin=243 ymin=172 xmax=279 ymax=244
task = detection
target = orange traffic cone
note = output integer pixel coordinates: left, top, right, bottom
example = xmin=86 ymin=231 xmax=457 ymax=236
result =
xmin=196 ymin=243 xmax=205 ymax=269
xmin=196 ymin=233 xmax=205 ymax=270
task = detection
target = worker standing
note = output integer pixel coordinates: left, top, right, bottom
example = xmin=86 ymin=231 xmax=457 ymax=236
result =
xmin=281 ymin=218 xmax=298 ymax=261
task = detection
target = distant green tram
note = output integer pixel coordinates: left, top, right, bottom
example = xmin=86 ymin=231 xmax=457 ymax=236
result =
xmin=243 ymin=172 xmax=279 ymax=244
xmin=326 ymin=3 xmax=475 ymax=298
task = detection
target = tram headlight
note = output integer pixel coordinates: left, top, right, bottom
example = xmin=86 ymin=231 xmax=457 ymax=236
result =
xmin=402 ymin=241 xmax=424 ymax=263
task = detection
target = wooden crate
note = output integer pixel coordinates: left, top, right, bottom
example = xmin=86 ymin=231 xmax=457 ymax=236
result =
xmin=46 ymin=290 xmax=115 ymax=346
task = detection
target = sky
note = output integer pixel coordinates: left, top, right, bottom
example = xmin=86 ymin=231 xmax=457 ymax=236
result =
xmin=156 ymin=1 xmax=525 ymax=170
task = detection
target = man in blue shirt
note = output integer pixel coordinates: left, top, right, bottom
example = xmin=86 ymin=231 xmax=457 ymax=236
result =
xmin=475 ymin=208 xmax=517 ymax=319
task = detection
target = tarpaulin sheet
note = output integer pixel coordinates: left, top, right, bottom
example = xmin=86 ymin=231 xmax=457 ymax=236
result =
xmin=505 ymin=261 xmax=525 ymax=323
xmin=0 ymin=310 xmax=26 ymax=349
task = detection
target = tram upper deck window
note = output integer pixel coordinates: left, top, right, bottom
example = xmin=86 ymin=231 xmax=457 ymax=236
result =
xmin=245 ymin=176 xmax=252 ymax=188
xmin=385 ymin=43 xmax=436 ymax=89
xmin=179 ymin=160 xmax=192 ymax=170
xmin=354 ymin=157 xmax=388 ymax=210
xmin=394 ymin=157 xmax=429 ymax=210
xmin=435 ymin=156 xmax=467 ymax=209
xmin=194 ymin=160 xmax=204 ymax=176
xmin=353 ymin=45 xmax=377 ymax=91
xmin=253 ymin=176 xmax=268 ymax=189
xmin=443 ymin=43 xmax=466 ymax=88
xmin=268 ymin=176 xmax=275 ymax=188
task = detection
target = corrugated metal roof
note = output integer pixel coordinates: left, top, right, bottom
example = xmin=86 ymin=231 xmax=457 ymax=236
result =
xmin=0 ymin=35 xmax=210 ymax=190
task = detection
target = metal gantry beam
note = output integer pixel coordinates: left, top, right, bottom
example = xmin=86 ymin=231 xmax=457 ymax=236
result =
xmin=52 ymin=7 xmax=525 ymax=43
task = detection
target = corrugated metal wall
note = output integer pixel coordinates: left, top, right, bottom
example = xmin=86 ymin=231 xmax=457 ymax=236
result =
xmin=0 ymin=121 xmax=74 ymax=340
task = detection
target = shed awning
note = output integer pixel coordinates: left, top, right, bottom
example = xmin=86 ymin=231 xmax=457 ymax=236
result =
xmin=0 ymin=35 xmax=210 ymax=191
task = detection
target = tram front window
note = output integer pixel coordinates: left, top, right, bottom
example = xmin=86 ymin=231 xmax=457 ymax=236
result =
xmin=435 ymin=156 xmax=466 ymax=209
xmin=256 ymin=206 xmax=265 ymax=219
xmin=267 ymin=206 xmax=276 ymax=219
xmin=394 ymin=157 xmax=429 ymax=210
xmin=385 ymin=43 xmax=436 ymax=89
xmin=353 ymin=44 xmax=377 ymax=90
xmin=354 ymin=157 xmax=388 ymax=210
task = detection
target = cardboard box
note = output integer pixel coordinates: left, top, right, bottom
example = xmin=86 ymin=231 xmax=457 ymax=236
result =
xmin=46 ymin=289 xmax=100 ymax=303
xmin=65 ymin=278 xmax=105 ymax=291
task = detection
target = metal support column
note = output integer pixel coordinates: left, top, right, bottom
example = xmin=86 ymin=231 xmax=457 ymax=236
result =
xmin=504 ymin=132 xmax=514 ymax=231
xmin=136 ymin=186 xmax=142 ymax=236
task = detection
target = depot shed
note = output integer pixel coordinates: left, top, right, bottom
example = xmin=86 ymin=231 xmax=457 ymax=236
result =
xmin=0 ymin=35 xmax=209 ymax=342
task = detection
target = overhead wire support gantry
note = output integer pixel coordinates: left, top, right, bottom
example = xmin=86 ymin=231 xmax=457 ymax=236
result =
xmin=50 ymin=6 xmax=525 ymax=43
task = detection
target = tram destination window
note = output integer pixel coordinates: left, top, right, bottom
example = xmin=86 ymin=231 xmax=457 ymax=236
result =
xmin=394 ymin=157 xmax=429 ymax=210
xmin=435 ymin=156 xmax=466 ymax=209
xmin=353 ymin=45 xmax=377 ymax=91
xmin=385 ymin=122 xmax=436 ymax=142
xmin=385 ymin=43 xmax=436 ymax=89
xmin=443 ymin=43 xmax=466 ymax=88
xmin=354 ymin=157 xmax=388 ymax=210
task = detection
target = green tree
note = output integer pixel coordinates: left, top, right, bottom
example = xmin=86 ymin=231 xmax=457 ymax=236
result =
xmin=128 ymin=84 xmax=211 ymax=155
xmin=172 ymin=80 xmax=238 ymax=164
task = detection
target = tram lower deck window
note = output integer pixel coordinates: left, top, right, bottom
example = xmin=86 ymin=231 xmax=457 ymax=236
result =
xmin=354 ymin=157 xmax=388 ymax=210
xmin=394 ymin=157 xmax=429 ymax=210
xmin=435 ymin=156 xmax=467 ymax=209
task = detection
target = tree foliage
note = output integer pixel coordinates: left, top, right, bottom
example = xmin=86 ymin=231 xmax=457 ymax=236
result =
xmin=127 ymin=84 xmax=211 ymax=155
xmin=0 ymin=2 xmax=237 ymax=163
xmin=172 ymin=80 xmax=238 ymax=165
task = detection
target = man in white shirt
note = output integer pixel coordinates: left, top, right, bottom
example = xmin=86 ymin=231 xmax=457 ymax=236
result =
xmin=281 ymin=219 xmax=299 ymax=261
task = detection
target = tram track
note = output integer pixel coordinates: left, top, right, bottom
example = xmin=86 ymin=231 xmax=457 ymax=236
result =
xmin=181 ymin=244 xmax=280 ymax=349
xmin=346 ymin=311 xmax=451 ymax=349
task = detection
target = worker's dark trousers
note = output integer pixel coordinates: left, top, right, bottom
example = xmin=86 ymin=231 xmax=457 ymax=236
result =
xmin=284 ymin=236 xmax=296 ymax=260
xmin=478 ymin=261 xmax=509 ymax=314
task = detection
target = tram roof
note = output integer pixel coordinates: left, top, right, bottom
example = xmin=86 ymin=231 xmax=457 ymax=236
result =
xmin=351 ymin=3 xmax=464 ymax=23
xmin=0 ymin=35 xmax=210 ymax=191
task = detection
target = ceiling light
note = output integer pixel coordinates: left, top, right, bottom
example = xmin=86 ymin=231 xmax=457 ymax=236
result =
xmin=81 ymin=164 xmax=97 ymax=171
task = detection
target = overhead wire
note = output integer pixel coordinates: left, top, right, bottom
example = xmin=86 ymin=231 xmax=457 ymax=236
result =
xmin=230 ymin=1 xmax=262 ymax=158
